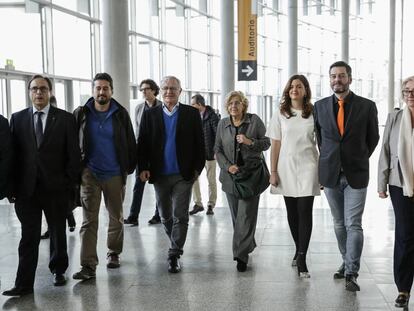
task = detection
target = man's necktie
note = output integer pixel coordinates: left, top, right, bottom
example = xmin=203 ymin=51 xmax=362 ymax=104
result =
xmin=35 ymin=111 xmax=44 ymax=147
xmin=337 ymin=99 xmax=344 ymax=136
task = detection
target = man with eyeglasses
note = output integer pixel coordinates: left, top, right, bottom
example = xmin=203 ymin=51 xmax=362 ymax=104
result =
xmin=138 ymin=76 xmax=205 ymax=273
xmin=72 ymin=73 xmax=136 ymax=280
xmin=124 ymin=79 xmax=162 ymax=226
xmin=0 ymin=113 xmax=11 ymax=201
xmin=314 ymin=61 xmax=379 ymax=292
xmin=3 ymin=75 xmax=81 ymax=296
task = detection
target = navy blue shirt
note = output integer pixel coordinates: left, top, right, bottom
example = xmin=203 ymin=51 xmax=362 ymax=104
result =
xmin=85 ymin=101 xmax=121 ymax=180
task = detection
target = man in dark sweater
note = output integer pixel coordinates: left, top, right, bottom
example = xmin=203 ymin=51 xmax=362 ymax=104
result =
xmin=138 ymin=76 xmax=205 ymax=273
xmin=189 ymin=94 xmax=219 ymax=216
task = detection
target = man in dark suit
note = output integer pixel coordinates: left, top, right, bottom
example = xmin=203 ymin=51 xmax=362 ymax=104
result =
xmin=3 ymin=75 xmax=81 ymax=297
xmin=0 ymin=114 xmax=12 ymax=200
xmin=314 ymin=61 xmax=379 ymax=292
xmin=138 ymin=75 xmax=205 ymax=273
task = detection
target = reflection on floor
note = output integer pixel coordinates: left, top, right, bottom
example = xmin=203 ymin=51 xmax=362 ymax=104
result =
xmin=0 ymin=164 xmax=401 ymax=310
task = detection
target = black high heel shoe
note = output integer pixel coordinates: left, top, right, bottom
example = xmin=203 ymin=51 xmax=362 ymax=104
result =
xmin=297 ymin=252 xmax=310 ymax=278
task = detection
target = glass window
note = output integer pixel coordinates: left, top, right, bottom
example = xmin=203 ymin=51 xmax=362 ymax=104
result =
xmin=0 ymin=79 xmax=6 ymax=116
xmin=53 ymin=10 xmax=92 ymax=79
xmin=54 ymin=82 xmax=66 ymax=110
xmin=211 ymin=56 xmax=221 ymax=91
xmin=52 ymin=0 xmax=90 ymax=15
xmin=165 ymin=3 xmax=185 ymax=46
xmin=10 ymin=79 xmax=27 ymax=114
xmin=136 ymin=40 xmax=160 ymax=83
xmin=135 ymin=0 xmax=150 ymax=33
xmin=0 ymin=8 xmax=42 ymax=73
xmin=210 ymin=20 xmax=220 ymax=55
xmin=73 ymin=80 xmax=92 ymax=110
xmin=191 ymin=51 xmax=207 ymax=90
xmin=165 ymin=46 xmax=186 ymax=87
xmin=190 ymin=13 xmax=207 ymax=51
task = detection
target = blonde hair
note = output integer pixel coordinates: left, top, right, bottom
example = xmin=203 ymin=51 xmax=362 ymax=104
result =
xmin=224 ymin=91 xmax=249 ymax=116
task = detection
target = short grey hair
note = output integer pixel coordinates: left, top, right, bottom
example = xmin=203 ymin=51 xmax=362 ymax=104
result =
xmin=402 ymin=76 xmax=414 ymax=90
xmin=160 ymin=76 xmax=182 ymax=89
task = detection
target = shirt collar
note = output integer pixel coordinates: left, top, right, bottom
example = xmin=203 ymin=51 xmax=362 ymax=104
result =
xmin=162 ymin=102 xmax=180 ymax=116
xmin=32 ymin=103 xmax=50 ymax=115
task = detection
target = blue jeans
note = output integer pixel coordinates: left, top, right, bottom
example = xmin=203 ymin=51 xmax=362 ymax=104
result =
xmin=324 ymin=173 xmax=367 ymax=275
xmin=128 ymin=176 xmax=158 ymax=220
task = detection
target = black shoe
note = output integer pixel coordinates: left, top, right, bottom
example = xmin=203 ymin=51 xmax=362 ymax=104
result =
xmin=168 ymin=256 xmax=181 ymax=273
xmin=189 ymin=205 xmax=204 ymax=215
xmin=124 ymin=218 xmax=138 ymax=226
xmin=2 ymin=287 xmax=33 ymax=297
xmin=297 ymin=252 xmax=310 ymax=278
xmin=206 ymin=206 xmax=214 ymax=215
xmin=236 ymin=258 xmax=247 ymax=272
xmin=53 ymin=273 xmax=67 ymax=286
xmin=345 ymin=274 xmax=360 ymax=292
xmin=148 ymin=215 xmax=161 ymax=225
xmin=67 ymin=213 xmax=76 ymax=232
xmin=333 ymin=264 xmax=345 ymax=279
xmin=40 ymin=230 xmax=50 ymax=240
xmin=395 ymin=293 xmax=410 ymax=308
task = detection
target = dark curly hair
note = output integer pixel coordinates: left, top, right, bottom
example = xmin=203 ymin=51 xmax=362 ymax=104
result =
xmin=280 ymin=74 xmax=313 ymax=119
xmin=140 ymin=79 xmax=160 ymax=96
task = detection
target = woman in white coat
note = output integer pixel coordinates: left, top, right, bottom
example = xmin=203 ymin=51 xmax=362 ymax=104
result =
xmin=266 ymin=75 xmax=320 ymax=278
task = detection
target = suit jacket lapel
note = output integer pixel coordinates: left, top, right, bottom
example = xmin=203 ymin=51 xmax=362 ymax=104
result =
xmin=41 ymin=106 xmax=57 ymax=147
xmin=27 ymin=108 xmax=37 ymax=149
xmin=156 ymin=105 xmax=165 ymax=142
xmin=327 ymin=95 xmax=341 ymax=139
xmin=344 ymin=97 xmax=360 ymax=136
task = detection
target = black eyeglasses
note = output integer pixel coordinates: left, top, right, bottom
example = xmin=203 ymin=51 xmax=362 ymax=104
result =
xmin=140 ymin=87 xmax=152 ymax=92
xmin=402 ymin=89 xmax=414 ymax=96
xmin=30 ymin=86 xmax=49 ymax=93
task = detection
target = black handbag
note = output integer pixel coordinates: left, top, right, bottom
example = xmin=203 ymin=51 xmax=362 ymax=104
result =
xmin=231 ymin=155 xmax=270 ymax=199
xmin=230 ymin=123 xmax=270 ymax=199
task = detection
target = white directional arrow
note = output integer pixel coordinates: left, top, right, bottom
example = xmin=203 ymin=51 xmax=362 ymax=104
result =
xmin=241 ymin=65 xmax=254 ymax=77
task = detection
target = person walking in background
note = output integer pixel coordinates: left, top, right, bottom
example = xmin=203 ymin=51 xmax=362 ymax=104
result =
xmin=72 ymin=73 xmax=136 ymax=280
xmin=314 ymin=61 xmax=379 ymax=291
xmin=189 ymin=94 xmax=219 ymax=216
xmin=124 ymin=79 xmax=162 ymax=226
xmin=215 ymin=91 xmax=270 ymax=272
xmin=378 ymin=76 xmax=414 ymax=308
xmin=267 ymin=75 xmax=319 ymax=278
xmin=3 ymin=75 xmax=80 ymax=296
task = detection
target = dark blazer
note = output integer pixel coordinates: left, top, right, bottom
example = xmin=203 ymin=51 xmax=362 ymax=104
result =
xmin=314 ymin=92 xmax=379 ymax=189
xmin=0 ymin=114 xmax=12 ymax=199
xmin=138 ymin=103 xmax=205 ymax=183
xmin=10 ymin=105 xmax=81 ymax=199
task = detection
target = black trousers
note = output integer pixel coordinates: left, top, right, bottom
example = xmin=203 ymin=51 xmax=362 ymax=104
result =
xmin=389 ymin=185 xmax=414 ymax=293
xmin=14 ymin=189 xmax=68 ymax=289
xmin=283 ymin=196 xmax=314 ymax=255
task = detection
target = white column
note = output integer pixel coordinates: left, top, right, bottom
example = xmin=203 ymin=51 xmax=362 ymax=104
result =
xmin=220 ymin=0 xmax=235 ymax=116
xmin=341 ymin=0 xmax=349 ymax=62
xmin=101 ymin=0 xmax=130 ymax=111
xmin=288 ymin=0 xmax=298 ymax=76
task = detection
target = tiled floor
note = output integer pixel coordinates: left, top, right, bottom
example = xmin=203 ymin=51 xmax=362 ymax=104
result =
xmin=0 ymin=153 xmax=405 ymax=310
